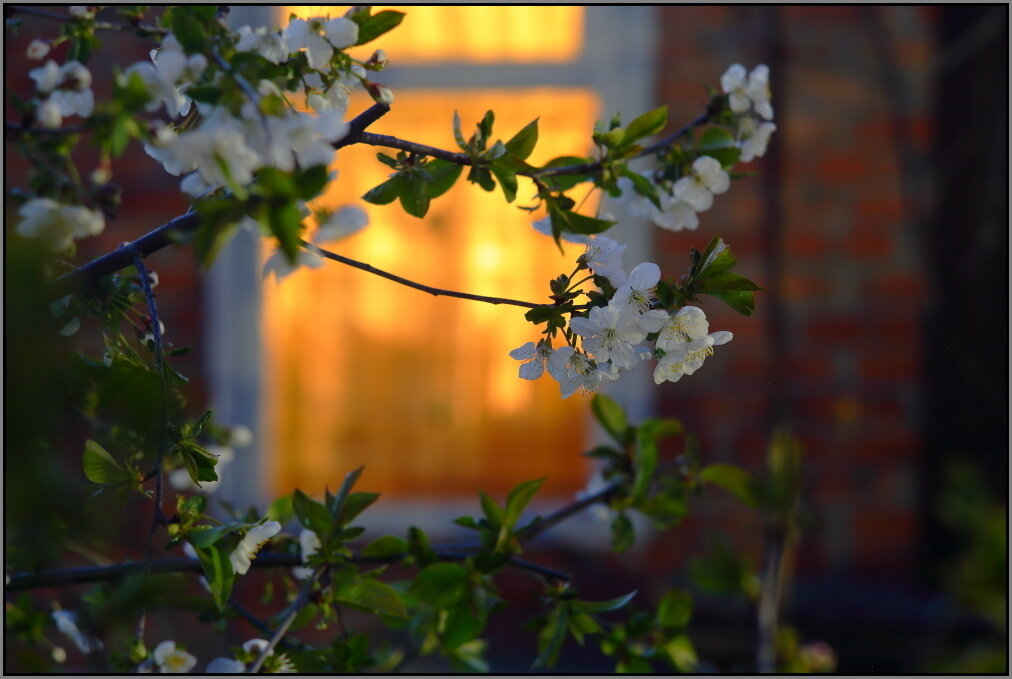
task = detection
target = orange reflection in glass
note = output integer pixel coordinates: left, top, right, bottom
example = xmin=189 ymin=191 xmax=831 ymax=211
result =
xmin=285 ymin=6 xmax=584 ymax=63
xmin=262 ymin=89 xmax=601 ymax=499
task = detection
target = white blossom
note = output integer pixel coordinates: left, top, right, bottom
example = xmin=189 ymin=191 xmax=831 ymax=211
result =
xmin=126 ymin=35 xmax=206 ymax=119
xmin=737 ymin=117 xmax=777 ymax=163
xmin=720 ymin=63 xmax=773 ymax=120
xmin=673 ymin=156 xmax=730 ymax=212
xmin=284 ymin=16 xmax=359 ymax=69
xmin=27 ymin=39 xmax=51 ymax=60
xmin=36 ymin=99 xmax=62 ymax=128
xmin=292 ymin=529 xmax=321 ymax=580
xmin=653 ymin=309 xmax=733 ymax=385
xmin=581 ymin=235 xmax=627 ymax=286
xmin=547 ymin=346 xmax=618 ymax=398
xmin=263 ymin=247 xmax=324 ymax=282
xmin=611 ymin=262 xmax=669 ymax=333
xmin=243 ymin=638 xmax=272 ymax=657
xmin=51 ymin=610 xmax=103 ymax=654
xmin=616 ymin=176 xmax=700 ymax=233
xmin=46 ymin=62 xmax=95 ymax=118
xmin=569 ymin=304 xmax=646 ymax=370
xmin=509 ymin=339 xmax=553 ymax=380
xmin=229 ymin=521 xmax=282 ymax=575
xmin=29 ymin=60 xmax=62 ymax=92
xmin=313 ymin=205 xmax=368 ymax=244
xmin=207 ymin=657 xmax=246 ymax=673
xmin=69 ymin=6 xmax=95 ymax=18
xmin=235 ymin=25 xmax=288 ymax=64
xmin=153 ymin=640 xmax=198 ymax=674
xmin=17 ymin=198 xmax=105 ymax=251
xmin=230 ymin=424 xmax=254 ymax=448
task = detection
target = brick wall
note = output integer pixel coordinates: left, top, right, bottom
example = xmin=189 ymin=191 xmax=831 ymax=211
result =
xmin=653 ymin=6 xmax=937 ymax=579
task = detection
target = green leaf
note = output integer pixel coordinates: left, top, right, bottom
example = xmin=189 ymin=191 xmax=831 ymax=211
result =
xmin=662 ymin=635 xmax=698 ymax=672
xmin=410 ymin=562 xmax=470 ymax=608
xmin=294 ymin=165 xmax=331 ymax=201
xmin=423 ymin=158 xmax=463 ymax=199
xmin=570 ymin=590 xmax=637 ymax=614
xmin=187 ymin=522 xmax=243 ymax=549
xmin=620 ymin=106 xmax=667 ymax=148
xmin=534 ymin=605 xmax=569 ymax=669
xmin=194 ymin=544 xmax=235 ymax=610
xmin=443 ymin=602 xmax=487 ymax=650
xmin=292 ymin=490 xmax=332 ymax=538
xmin=82 ymin=439 xmax=125 ymax=484
xmin=656 ymin=589 xmax=693 ymax=629
xmin=610 ymin=512 xmax=635 ymax=553
xmin=568 ymin=612 xmax=603 ymax=644
xmin=265 ymin=494 xmax=294 ymax=525
xmin=352 ymin=10 xmax=405 ymax=46
xmin=504 ymin=117 xmax=539 ymax=160
xmin=503 ymin=477 xmax=545 ymax=531
xmin=696 ymin=270 xmax=763 ymax=293
xmin=408 ymin=526 xmax=437 ymax=566
xmin=336 ymin=491 xmax=380 ymax=526
xmin=697 ymin=126 xmax=737 ymax=152
xmin=702 ymin=289 xmax=756 ymax=316
xmin=489 ymin=163 xmax=518 ymax=203
xmin=398 ymin=173 xmax=431 ymax=218
xmin=166 ymin=7 xmax=210 ymax=53
xmin=452 ymin=111 xmax=467 ymax=150
xmin=695 ymin=234 xmax=735 ymax=277
xmin=538 ymin=155 xmax=591 ymax=191
xmin=619 ymin=168 xmax=662 ymax=209
xmin=331 ymin=466 xmax=365 ymax=516
xmin=361 ymin=535 xmax=408 ymax=559
xmin=179 ymin=442 xmax=219 ymax=484
xmin=266 ymin=200 xmax=304 ymax=263
xmin=335 ymin=578 xmax=408 ymax=619
xmin=550 ymin=208 xmax=616 ymax=236
xmin=631 ymin=432 xmax=659 ymax=504
xmin=699 ymin=463 xmax=761 ymax=508
xmin=591 ymin=394 xmax=627 ymax=443
xmin=362 ymin=174 xmax=405 ymax=205
xmin=449 ymin=639 xmax=489 ymax=674
xmin=193 ymin=410 xmax=213 ymax=437
xmin=478 ymin=491 xmax=504 ymax=526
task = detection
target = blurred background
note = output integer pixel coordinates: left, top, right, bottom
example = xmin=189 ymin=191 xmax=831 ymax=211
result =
xmin=5 ymin=5 xmax=1007 ymax=673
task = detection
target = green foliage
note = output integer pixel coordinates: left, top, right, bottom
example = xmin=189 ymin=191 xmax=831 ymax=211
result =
xmin=349 ymin=9 xmax=405 ymax=46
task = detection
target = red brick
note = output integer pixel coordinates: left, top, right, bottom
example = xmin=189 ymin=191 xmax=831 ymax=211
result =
xmin=852 ymin=509 xmax=916 ymax=572
xmin=859 ymin=353 xmax=921 ymax=381
xmin=843 ymin=230 xmax=894 ymax=258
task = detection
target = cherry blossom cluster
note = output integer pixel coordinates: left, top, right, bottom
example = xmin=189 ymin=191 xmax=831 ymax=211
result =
xmin=511 ymin=235 xmax=733 ymax=398
xmin=614 ymin=63 xmax=777 ymax=234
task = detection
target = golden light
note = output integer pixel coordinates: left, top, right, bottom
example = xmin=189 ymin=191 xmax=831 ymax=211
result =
xmin=265 ymin=8 xmax=597 ymax=499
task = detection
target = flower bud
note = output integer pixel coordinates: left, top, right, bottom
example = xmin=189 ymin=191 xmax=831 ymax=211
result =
xmin=91 ymin=165 xmax=111 ymax=185
xmin=366 ymin=49 xmax=389 ymax=70
xmin=365 ymin=81 xmax=394 ymax=105
xmin=36 ymin=99 xmax=62 ymax=129
xmin=27 ymin=39 xmax=51 ymax=60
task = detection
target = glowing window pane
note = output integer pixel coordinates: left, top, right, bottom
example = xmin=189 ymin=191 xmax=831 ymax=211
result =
xmin=263 ymin=90 xmax=601 ymax=499
xmin=285 ymin=6 xmax=583 ymax=63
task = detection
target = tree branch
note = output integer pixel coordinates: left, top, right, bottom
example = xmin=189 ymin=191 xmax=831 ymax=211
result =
xmin=305 ymin=241 xmax=544 ymax=309
xmin=46 ymin=103 xmax=391 ymax=302
xmin=5 ymin=121 xmax=90 ymax=137
xmin=248 ymin=563 xmax=326 ymax=674
xmin=515 ymin=479 xmax=624 ymax=542
xmin=6 ymin=5 xmax=168 ymax=34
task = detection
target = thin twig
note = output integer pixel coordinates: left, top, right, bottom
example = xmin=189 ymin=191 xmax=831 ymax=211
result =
xmin=305 ymin=241 xmax=545 ymax=309
xmin=4 ymin=121 xmax=90 ymax=137
xmin=248 ymin=564 xmax=326 ymax=674
xmin=515 ymin=480 xmax=624 ymax=542
xmin=7 ymin=5 xmax=167 ymax=34
xmin=355 ymin=111 xmax=712 ymax=180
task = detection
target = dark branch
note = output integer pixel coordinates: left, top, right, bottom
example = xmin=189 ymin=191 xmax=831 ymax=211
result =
xmin=306 ymin=241 xmax=544 ymax=309
xmin=5 ymin=121 xmax=90 ymax=137
xmin=7 ymin=5 xmax=168 ymax=34
xmin=46 ymin=103 xmax=392 ymax=302
xmin=356 ymin=131 xmax=474 ymax=166
xmin=515 ymin=480 xmax=624 ymax=542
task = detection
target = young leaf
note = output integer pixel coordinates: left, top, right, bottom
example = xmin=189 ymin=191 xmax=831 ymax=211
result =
xmin=620 ymin=106 xmax=667 ymax=148
xmin=82 ymin=440 xmax=125 ymax=484
xmin=504 ymin=118 xmax=539 ymax=160
xmin=503 ymin=477 xmax=546 ymax=531
xmin=591 ymin=394 xmax=627 ymax=443
xmin=533 ymin=604 xmax=569 ymax=669
xmin=194 ymin=543 xmax=235 ymax=610
xmin=479 ymin=491 xmax=504 ymax=526
xmin=697 ymin=126 xmax=736 ymax=152
xmin=699 ymin=463 xmax=761 ymax=508
xmin=335 ymin=578 xmax=408 ymax=618
xmin=410 ymin=562 xmax=470 ymax=608
xmin=619 ymin=168 xmax=662 ymax=209
xmin=550 ymin=208 xmax=616 ymax=236
xmin=702 ymin=289 xmax=756 ymax=316
xmin=362 ymin=174 xmax=406 ymax=205
xmin=336 ymin=491 xmax=380 ymax=526
xmin=610 ymin=512 xmax=635 ymax=553
xmin=569 ymin=589 xmax=637 ymax=614
xmin=351 ymin=9 xmax=405 ymax=45
xmin=656 ymin=589 xmax=693 ymax=629
xmin=265 ymin=493 xmax=294 ymax=525
xmin=292 ymin=489 xmax=332 ymax=538
xmin=489 ymin=163 xmax=518 ymax=203
xmin=398 ymin=174 xmax=431 ymax=218
xmin=361 ymin=535 xmax=408 ymax=559
xmin=179 ymin=442 xmax=219 ymax=484
xmin=537 ymin=155 xmax=591 ymax=191
xmin=423 ymin=158 xmax=463 ymax=199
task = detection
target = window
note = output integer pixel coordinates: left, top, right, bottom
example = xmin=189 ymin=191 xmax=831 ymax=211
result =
xmin=211 ymin=7 xmax=659 ymax=534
